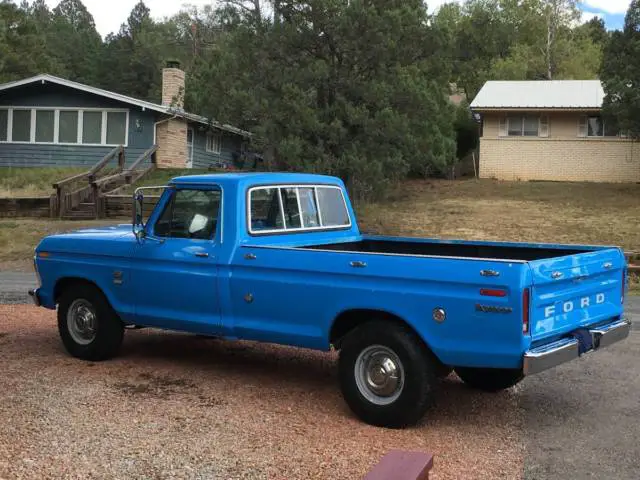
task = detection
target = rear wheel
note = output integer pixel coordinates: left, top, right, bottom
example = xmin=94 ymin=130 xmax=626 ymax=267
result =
xmin=455 ymin=367 xmax=523 ymax=392
xmin=338 ymin=321 xmax=437 ymax=428
xmin=57 ymin=284 xmax=124 ymax=361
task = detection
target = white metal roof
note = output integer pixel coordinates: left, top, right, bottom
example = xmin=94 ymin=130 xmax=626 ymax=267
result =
xmin=470 ymin=80 xmax=604 ymax=110
xmin=0 ymin=74 xmax=252 ymax=137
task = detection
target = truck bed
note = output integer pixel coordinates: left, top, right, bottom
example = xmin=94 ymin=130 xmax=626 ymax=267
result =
xmin=301 ymin=237 xmax=591 ymax=261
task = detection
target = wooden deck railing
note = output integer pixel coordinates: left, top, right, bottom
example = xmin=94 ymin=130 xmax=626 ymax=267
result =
xmin=53 ymin=145 xmax=125 ymax=218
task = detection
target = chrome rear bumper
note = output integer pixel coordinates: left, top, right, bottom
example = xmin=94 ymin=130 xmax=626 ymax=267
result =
xmin=28 ymin=288 xmax=41 ymax=307
xmin=523 ymin=319 xmax=631 ymax=376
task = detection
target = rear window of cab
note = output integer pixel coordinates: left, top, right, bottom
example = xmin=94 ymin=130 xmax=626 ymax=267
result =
xmin=248 ymin=185 xmax=351 ymax=234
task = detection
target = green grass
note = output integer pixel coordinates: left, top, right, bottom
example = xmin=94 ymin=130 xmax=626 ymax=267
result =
xmin=0 ymin=167 xmax=86 ymax=197
xmin=0 ymin=167 xmax=218 ymax=198
xmin=117 ymin=168 xmax=211 ymax=194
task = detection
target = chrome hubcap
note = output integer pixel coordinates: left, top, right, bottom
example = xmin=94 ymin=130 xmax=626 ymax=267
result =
xmin=354 ymin=345 xmax=405 ymax=405
xmin=67 ymin=299 xmax=97 ymax=345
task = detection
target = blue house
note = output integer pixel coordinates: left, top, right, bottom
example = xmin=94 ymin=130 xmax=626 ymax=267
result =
xmin=0 ymin=64 xmax=251 ymax=169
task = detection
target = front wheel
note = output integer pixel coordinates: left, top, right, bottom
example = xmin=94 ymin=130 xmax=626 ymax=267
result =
xmin=338 ymin=321 xmax=437 ymax=428
xmin=57 ymin=284 xmax=124 ymax=361
xmin=455 ymin=367 xmax=523 ymax=392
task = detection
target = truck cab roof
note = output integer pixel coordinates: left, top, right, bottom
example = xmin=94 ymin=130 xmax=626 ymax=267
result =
xmin=169 ymin=172 xmax=345 ymax=188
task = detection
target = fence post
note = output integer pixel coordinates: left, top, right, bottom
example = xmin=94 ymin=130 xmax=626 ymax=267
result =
xmin=118 ymin=146 xmax=125 ymax=170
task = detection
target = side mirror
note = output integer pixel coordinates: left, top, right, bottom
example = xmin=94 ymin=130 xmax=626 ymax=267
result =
xmin=133 ymin=191 xmax=145 ymax=239
xmin=132 ymin=185 xmax=170 ymax=243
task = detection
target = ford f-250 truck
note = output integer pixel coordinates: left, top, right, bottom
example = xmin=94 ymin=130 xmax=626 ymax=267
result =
xmin=29 ymin=173 xmax=630 ymax=428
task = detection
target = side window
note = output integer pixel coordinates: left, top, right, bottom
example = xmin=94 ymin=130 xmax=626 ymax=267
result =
xmin=248 ymin=185 xmax=351 ymax=234
xmin=316 ymin=187 xmax=350 ymax=227
xmin=250 ymin=187 xmax=284 ymax=231
xmin=281 ymin=188 xmax=302 ymax=228
xmin=154 ymin=189 xmax=221 ymax=240
xmin=298 ymin=187 xmax=320 ymax=227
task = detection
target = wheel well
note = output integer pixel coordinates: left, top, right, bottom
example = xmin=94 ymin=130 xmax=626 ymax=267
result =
xmin=330 ymin=309 xmax=418 ymax=349
xmin=53 ymin=277 xmax=102 ymax=303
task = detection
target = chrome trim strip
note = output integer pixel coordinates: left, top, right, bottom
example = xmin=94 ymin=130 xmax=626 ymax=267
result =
xmin=242 ymin=244 xmax=528 ymax=264
xmin=523 ymin=318 xmax=631 ymax=376
xmin=247 ymin=184 xmax=352 ymax=235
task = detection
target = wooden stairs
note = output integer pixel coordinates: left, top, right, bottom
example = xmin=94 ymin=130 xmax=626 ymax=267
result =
xmin=53 ymin=145 xmax=158 ymax=220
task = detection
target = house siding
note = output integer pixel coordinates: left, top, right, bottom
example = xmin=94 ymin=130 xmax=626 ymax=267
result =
xmin=479 ymin=112 xmax=640 ymax=182
xmin=191 ymin=127 xmax=243 ymax=169
xmin=0 ymin=83 xmax=158 ymax=168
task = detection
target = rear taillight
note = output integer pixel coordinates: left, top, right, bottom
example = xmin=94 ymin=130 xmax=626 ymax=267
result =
xmin=480 ymin=288 xmax=507 ymax=297
xmin=522 ymin=288 xmax=530 ymax=334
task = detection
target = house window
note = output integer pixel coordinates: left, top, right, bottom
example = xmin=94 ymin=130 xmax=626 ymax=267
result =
xmin=0 ymin=109 xmax=8 ymax=142
xmin=35 ymin=110 xmax=55 ymax=143
xmin=0 ymin=107 xmax=128 ymax=146
xmin=12 ymin=109 xmax=31 ymax=142
xmin=82 ymin=111 xmax=102 ymax=144
xmin=508 ymin=115 xmax=539 ymax=137
xmin=59 ymin=111 xmax=79 ymax=144
xmin=582 ymin=115 xmax=619 ymax=137
xmin=106 ymin=111 xmax=127 ymax=145
xmin=206 ymin=132 xmax=222 ymax=154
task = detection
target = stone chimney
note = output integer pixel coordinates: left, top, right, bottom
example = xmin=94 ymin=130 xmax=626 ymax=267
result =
xmin=162 ymin=60 xmax=185 ymax=108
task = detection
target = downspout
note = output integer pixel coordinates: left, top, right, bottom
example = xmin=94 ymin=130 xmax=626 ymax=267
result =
xmin=153 ymin=114 xmax=179 ymax=145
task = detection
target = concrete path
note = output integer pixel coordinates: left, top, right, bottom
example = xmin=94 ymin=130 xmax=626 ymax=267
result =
xmin=0 ymin=271 xmax=37 ymax=304
xmin=523 ymin=297 xmax=639 ymax=480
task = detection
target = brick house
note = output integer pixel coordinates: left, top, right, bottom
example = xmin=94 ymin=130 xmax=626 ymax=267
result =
xmin=0 ymin=62 xmax=250 ymax=169
xmin=470 ymin=80 xmax=640 ymax=182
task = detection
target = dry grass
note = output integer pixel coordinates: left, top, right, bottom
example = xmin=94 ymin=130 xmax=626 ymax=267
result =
xmin=0 ymin=167 xmax=86 ymax=198
xmin=0 ymin=219 xmax=121 ymax=270
xmin=0 ymin=306 xmax=524 ymax=479
xmin=359 ymin=179 xmax=640 ymax=251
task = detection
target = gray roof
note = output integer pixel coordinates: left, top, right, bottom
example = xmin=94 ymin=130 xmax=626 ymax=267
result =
xmin=0 ymin=74 xmax=251 ymax=137
xmin=470 ymin=80 xmax=604 ymax=110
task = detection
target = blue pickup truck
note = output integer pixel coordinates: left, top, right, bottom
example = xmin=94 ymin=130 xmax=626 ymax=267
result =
xmin=30 ymin=173 xmax=630 ymax=428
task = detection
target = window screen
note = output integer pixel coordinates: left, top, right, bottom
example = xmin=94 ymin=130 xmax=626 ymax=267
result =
xmin=59 ymin=111 xmax=79 ymax=143
xmin=12 ymin=109 xmax=31 ymax=142
xmin=154 ymin=189 xmax=221 ymax=240
xmin=83 ymin=111 xmax=102 ymax=144
xmin=35 ymin=110 xmax=55 ymax=143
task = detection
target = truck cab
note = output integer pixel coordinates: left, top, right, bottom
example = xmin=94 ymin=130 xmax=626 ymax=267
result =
xmin=30 ymin=173 xmax=630 ymax=428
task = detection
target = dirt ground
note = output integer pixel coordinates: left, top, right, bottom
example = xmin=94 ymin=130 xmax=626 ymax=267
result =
xmin=0 ymin=305 xmax=523 ymax=480
xmin=359 ymin=179 xmax=640 ymax=251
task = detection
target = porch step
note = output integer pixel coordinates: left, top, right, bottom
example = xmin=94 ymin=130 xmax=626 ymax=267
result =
xmin=62 ymin=202 xmax=97 ymax=220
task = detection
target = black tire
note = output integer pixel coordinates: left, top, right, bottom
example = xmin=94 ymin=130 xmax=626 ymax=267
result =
xmin=455 ymin=367 xmax=523 ymax=392
xmin=57 ymin=284 xmax=124 ymax=361
xmin=338 ymin=321 xmax=437 ymax=428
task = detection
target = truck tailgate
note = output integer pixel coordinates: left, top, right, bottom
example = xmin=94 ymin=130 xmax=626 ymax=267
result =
xmin=528 ymin=248 xmax=625 ymax=342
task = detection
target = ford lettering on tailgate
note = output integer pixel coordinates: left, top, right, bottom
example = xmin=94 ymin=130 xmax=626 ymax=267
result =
xmin=544 ymin=293 xmax=606 ymax=318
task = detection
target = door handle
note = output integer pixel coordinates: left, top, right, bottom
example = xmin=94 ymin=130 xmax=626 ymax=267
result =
xmin=195 ymin=252 xmax=209 ymax=258
xmin=350 ymin=261 xmax=367 ymax=268
xmin=244 ymin=253 xmax=257 ymax=260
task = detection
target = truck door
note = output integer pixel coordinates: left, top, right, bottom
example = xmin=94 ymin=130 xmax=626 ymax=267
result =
xmin=130 ymin=186 xmax=223 ymax=334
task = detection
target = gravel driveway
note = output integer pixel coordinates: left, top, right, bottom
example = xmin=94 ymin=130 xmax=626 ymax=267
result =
xmin=0 ymin=304 xmax=522 ymax=480
xmin=1 ymin=273 xmax=637 ymax=479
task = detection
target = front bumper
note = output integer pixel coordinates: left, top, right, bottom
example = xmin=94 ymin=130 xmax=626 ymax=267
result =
xmin=28 ymin=288 xmax=41 ymax=307
xmin=523 ymin=318 xmax=631 ymax=375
